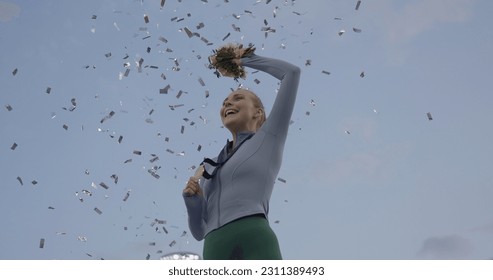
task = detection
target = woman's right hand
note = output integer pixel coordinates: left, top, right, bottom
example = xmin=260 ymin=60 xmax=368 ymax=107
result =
xmin=183 ymin=177 xmax=202 ymax=197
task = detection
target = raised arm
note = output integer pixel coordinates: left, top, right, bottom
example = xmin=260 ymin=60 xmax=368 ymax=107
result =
xmin=241 ymin=54 xmax=301 ymax=137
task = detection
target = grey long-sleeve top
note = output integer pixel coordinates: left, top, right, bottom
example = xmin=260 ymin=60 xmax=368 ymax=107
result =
xmin=183 ymin=54 xmax=301 ymax=241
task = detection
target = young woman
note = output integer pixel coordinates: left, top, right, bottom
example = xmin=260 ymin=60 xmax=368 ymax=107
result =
xmin=182 ymin=44 xmax=301 ymax=260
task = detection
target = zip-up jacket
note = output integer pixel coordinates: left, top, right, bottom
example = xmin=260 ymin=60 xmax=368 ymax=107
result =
xmin=183 ymin=54 xmax=301 ymax=241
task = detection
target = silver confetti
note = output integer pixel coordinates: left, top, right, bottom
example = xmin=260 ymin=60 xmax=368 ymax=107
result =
xmin=321 ymin=70 xmax=331 ymax=75
xmin=46 ymin=87 xmax=52 ymax=94
xmin=277 ymin=177 xmax=287 ymax=183
xmin=160 ymin=84 xmax=171 ymax=94
xmin=360 ymin=71 xmax=365 ymax=78
xmin=123 ymin=191 xmax=130 ymax=202
xmin=39 ymin=238 xmax=45 ymax=249
xmin=353 ymin=27 xmax=362 ymax=33
xmin=427 ymin=112 xmax=433 ymax=121
xmin=183 ymin=27 xmax=193 ymax=38
xmin=355 ymin=0 xmax=362 ymax=10
xmin=12 ymin=68 xmax=18 ymax=76
xmin=169 ymin=240 xmax=176 ymax=247
xmin=100 ymin=111 xmax=115 ymax=123
xmin=5 ymin=104 xmax=13 ymax=111
xmin=144 ymin=14 xmax=149 ymax=23
xmin=17 ymin=176 xmax=23 ymax=185
xmin=198 ymin=77 xmax=205 ymax=86
xmin=111 ymin=174 xmax=118 ymax=184
xmin=99 ymin=182 xmax=109 ymax=189
xmin=133 ymin=150 xmax=142 ymax=155
xmin=94 ymin=207 xmax=102 ymax=215
xmin=222 ymin=32 xmax=231 ymax=41
xmin=338 ymin=29 xmax=345 ymax=36
xmin=10 ymin=142 xmax=17 ymax=150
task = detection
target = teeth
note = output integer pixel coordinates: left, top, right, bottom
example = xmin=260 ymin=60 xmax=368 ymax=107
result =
xmin=225 ymin=109 xmax=238 ymax=116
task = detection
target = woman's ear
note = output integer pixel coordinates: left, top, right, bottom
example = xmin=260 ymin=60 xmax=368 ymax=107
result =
xmin=254 ymin=108 xmax=264 ymax=118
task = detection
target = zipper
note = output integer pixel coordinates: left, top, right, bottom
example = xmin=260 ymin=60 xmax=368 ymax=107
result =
xmin=216 ymin=167 xmax=222 ymax=229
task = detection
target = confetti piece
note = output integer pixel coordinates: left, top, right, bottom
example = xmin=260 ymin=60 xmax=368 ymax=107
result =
xmin=133 ymin=150 xmax=142 ymax=155
xmin=277 ymin=177 xmax=287 ymax=183
xmin=113 ymin=22 xmax=120 ymax=31
xmin=353 ymin=27 xmax=362 ymax=33
xmin=123 ymin=191 xmax=130 ymax=202
xmin=111 ymin=174 xmax=118 ymax=184
xmin=82 ymin=189 xmax=92 ymax=196
xmin=338 ymin=30 xmax=345 ymax=36
xmin=144 ymin=14 xmax=149 ymax=23
xmin=63 ymin=124 xmax=68 ymax=130
xmin=163 ymin=226 xmax=168 ymax=234
xmin=124 ymin=159 xmax=132 ymax=163
xmin=158 ymin=36 xmax=168 ymax=43
xmin=427 ymin=112 xmax=433 ymax=121
xmin=355 ymin=0 xmax=362 ymax=10
xmin=197 ymin=145 xmax=202 ymax=152
xmin=104 ymin=52 xmax=111 ymax=58
xmin=222 ymin=32 xmax=231 ymax=41
xmin=159 ymin=85 xmax=170 ymax=94
xmin=12 ymin=68 xmax=18 ymax=76
xmin=180 ymin=125 xmax=185 ymax=134
xmin=100 ymin=111 xmax=115 ymax=123
xmin=5 ymin=104 xmax=13 ymax=111
xmin=118 ymin=135 xmax=123 ymax=143
xmin=48 ymin=206 xmax=55 ymax=210
xmin=10 ymin=142 xmax=17 ymax=150
xmin=321 ymin=70 xmax=331 ymax=75
xmin=160 ymin=0 xmax=165 ymax=8
xmin=39 ymin=238 xmax=45 ymax=249
xmin=345 ymin=130 xmax=351 ymax=135
xmin=169 ymin=240 xmax=176 ymax=247
xmin=183 ymin=27 xmax=193 ymax=38
xmin=78 ymin=236 xmax=87 ymax=242
xmin=99 ymin=182 xmax=109 ymax=189
xmin=17 ymin=176 xmax=23 ymax=186
xmin=360 ymin=71 xmax=365 ymax=78
xmin=94 ymin=207 xmax=102 ymax=215
xmin=198 ymin=77 xmax=205 ymax=86
xmin=146 ymin=254 xmax=151 ymax=260
xmin=46 ymin=87 xmax=52 ymax=94
xmin=31 ymin=180 xmax=38 ymax=185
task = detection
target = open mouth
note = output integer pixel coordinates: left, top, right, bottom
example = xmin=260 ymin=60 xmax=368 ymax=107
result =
xmin=224 ymin=109 xmax=238 ymax=117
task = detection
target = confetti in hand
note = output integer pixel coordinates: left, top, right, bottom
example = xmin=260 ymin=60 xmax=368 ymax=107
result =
xmin=192 ymin=165 xmax=204 ymax=181
xmin=208 ymin=43 xmax=256 ymax=79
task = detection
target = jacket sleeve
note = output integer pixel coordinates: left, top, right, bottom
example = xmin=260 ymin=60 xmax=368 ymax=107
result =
xmin=182 ymin=193 xmax=206 ymax=241
xmin=240 ymin=54 xmax=301 ymax=138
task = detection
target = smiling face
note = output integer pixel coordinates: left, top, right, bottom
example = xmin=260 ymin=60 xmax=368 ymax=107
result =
xmin=220 ymin=89 xmax=265 ymax=134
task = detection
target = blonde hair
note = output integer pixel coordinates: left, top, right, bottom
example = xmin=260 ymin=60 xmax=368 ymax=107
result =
xmin=249 ymin=91 xmax=266 ymax=130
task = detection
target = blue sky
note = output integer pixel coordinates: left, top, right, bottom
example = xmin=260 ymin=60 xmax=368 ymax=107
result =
xmin=1 ymin=0 xmax=492 ymax=260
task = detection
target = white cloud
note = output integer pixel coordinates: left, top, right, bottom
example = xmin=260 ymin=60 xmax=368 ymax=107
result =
xmin=0 ymin=1 xmax=20 ymax=22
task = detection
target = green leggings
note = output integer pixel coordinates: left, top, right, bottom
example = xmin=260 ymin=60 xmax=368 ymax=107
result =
xmin=203 ymin=215 xmax=282 ymax=260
